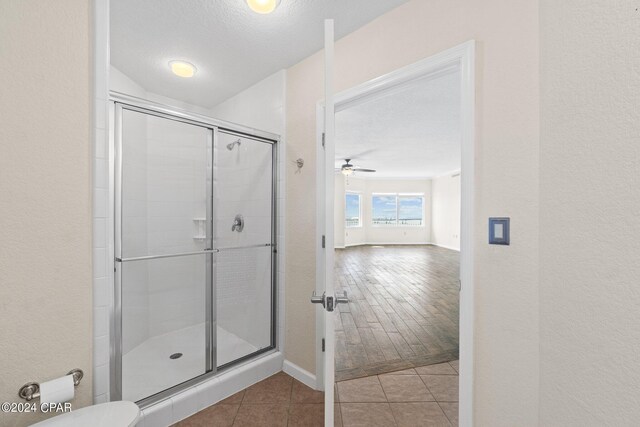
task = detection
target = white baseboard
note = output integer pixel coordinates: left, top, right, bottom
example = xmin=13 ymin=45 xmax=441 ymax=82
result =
xmin=429 ymin=242 xmax=461 ymax=251
xmin=283 ymin=359 xmax=317 ymax=390
xmin=343 ymin=241 xmax=431 ymax=247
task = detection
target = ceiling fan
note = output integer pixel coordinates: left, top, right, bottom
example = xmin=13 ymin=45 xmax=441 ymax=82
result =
xmin=337 ymin=159 xmax=376 ymax=176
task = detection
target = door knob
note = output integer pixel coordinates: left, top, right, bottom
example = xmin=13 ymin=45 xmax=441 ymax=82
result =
xmin=335 ymin=290 xmax=349 ymax=306
xmin=310 ymin=291 xmax=326 ymax=308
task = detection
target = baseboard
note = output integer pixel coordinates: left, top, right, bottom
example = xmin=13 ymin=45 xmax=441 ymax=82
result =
xmin=344 ymin=242 xmax=432 ymax=247
xmin=429 ymin=242 xmax=461 ymax=251
xmin=283 ymin=359 xmax=317 ymax=390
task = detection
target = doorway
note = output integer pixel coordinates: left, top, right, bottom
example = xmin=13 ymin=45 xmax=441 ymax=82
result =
xmin=317 ymin=41 xmax=475 ymax=426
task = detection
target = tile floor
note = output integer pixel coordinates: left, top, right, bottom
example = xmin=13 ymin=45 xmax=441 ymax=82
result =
xmin=173 ymin=372 xmax=325 ymax=426
xmin=174 ymin=360 xmax=458 ymax=426
xmin=336 ymin=360 xmax=459 ymax=427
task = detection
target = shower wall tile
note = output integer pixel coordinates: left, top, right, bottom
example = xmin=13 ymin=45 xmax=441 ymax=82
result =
xmin=93 ymin=277 xmax=108 ymax=307
xmin=93 ymin=248 xmax=106 ymax=279
xmin=93 ymin=218 xmax=106 ymax=248
xmin=94 ymin=158 xmax=108 ymax=189
xmin=93 ymin=188 xmax=107 ymax=218
xmin=94 ymin=335 xmax=109 ymax=366
xmin=94 ymin=306 xmax=108 ymax=337
xmin=94 ymin=363 xmax=109 ymax=396
xmin=94 ymin=393 xmax=108 ymax=405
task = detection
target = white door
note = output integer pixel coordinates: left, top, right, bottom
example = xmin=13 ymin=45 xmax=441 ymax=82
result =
xmin=311 ymin=19 xmax=348 ymax=426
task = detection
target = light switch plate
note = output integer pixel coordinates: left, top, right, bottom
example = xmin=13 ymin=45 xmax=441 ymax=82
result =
xmin=489 ymin=217 xmax=510 ymax=245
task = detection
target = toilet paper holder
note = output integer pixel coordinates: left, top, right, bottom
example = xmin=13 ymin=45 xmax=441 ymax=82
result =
xmin=18 ymin=369 xmax=83 ymax=401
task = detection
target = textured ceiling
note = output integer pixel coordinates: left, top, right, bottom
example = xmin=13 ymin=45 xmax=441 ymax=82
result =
xmin=110 ymin=0 xmax=409 ymax=108
xmin=335 ymin=70 xmax=461 ymax=179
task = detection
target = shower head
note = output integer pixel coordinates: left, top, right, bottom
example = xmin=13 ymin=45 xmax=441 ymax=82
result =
xmin=226 ymin=139 xmax=241 ymax=151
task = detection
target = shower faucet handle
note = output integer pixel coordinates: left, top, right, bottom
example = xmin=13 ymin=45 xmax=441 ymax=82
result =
xmin=231 ymin=214 xmax=244 ymax=232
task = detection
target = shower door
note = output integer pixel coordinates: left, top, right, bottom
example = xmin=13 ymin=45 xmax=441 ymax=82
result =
xmin=113 ymin=102 xmax=277 ymax=405
xmin=115 ymin=106 xmax=214 ymax=403
xmin=214 ymin=131 xmax=276 ymax=368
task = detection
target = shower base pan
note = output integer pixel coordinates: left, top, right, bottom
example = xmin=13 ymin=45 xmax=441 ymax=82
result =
xmin=122 ymin=323 xmax=257 ymax=402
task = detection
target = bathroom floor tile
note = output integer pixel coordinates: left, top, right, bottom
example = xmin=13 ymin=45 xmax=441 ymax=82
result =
xmin=438 ymin=402 xmax=459 ymax=426
xmin=379 ymin=374 xmax=434 ymax=402
xmin=420 ymin=375 xmax=459 ymax=402
xmin=390 ymin=402 xmax=451 ymax=427
xmin=340 ymin=403 xmax=396 ymax=427
xmin=288 ymin=403 xmax=324 ymax=427
xmin=448 ymin=360 xmax=459 ymax=373
xmin=242 ymin=372 xmax=293 ymax=404
xmin=291 ymin=379 xmax=324 ymax=403
xmin=337 ymin=376 xmax=386 ymax=402
xmin=219 ymin=390 xmax=245 ymax=405
xmin=232 ymin=403 xmax=289 ymax=427
xmin=175 ymin=404 xmax=239 ymax=427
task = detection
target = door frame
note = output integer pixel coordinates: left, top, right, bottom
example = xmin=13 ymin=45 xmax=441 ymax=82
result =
xmin=315 ymin=40 xmax=476 ymax=426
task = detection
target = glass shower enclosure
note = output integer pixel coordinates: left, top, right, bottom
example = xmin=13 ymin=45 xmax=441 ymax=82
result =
xmin=111 ymin=96 xmax=277 ymax=405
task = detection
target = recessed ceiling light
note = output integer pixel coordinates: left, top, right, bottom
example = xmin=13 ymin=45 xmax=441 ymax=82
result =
xmin=246 ymin=0 xmax=281 ymax=14
xmin=169 ymin=60 xmax=197 ymax=78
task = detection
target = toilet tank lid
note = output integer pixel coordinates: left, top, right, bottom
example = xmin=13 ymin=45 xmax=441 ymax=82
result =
xmin=31 ymin=401 xmax=140 ymax=427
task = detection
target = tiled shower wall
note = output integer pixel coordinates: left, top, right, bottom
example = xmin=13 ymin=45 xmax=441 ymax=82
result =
xmin=92 ymin=0 xmax=111 ymax=404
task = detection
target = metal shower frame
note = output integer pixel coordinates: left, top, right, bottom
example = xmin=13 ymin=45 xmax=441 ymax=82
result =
xmin=109 ymin=92 xmax=279 ymax=408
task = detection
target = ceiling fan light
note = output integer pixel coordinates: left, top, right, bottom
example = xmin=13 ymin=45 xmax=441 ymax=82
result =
xmin=342 ymin=168 xmax=354 ymax=176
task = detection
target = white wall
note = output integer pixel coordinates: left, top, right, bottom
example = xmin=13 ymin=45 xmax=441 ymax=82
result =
xmin=431 ymin=173 xmax=461 ymax=251
xmin=210 ymin=70 xmax=286 ymax=136
xmin=286 ymin=1 xmax=540 ymax=423
xmin=539 ymin=1 xmax=640 ymax=425
xmin=0 ymin=1 xmax=93 ymax=425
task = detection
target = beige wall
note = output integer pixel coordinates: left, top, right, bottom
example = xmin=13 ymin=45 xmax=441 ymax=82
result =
xmin=285 ymin=0 xmax=540 ymax=424
xmin=431 ymin=173 xmax=461 ymax=251
xmin=539 ymin=1 xmax=640 ymax=424
xmin=0 ymin=1 xmax=93 ymax=426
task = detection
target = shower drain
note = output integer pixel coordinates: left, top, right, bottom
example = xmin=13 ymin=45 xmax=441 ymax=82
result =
xmin=169 ymin=353 xmax=183 ymax=360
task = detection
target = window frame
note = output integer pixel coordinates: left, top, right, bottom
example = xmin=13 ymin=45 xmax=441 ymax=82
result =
xmin=345 ymin=191 xmax=362 ymax=228
xmin=371 ymin=192 xmax=425 ymax=227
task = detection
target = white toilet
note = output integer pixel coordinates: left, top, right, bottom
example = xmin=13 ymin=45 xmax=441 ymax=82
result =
xmin=31 ymin=401 xmax=140 ymax=427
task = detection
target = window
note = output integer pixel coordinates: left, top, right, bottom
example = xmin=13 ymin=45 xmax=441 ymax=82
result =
xmin=372 ymin=194 xmax=397 ymax=225
xmin=398 ymin=196 xmax=424 ymax=226
xmin=345 ymin=193 xmax=361 ymax=227
xmin=372 ymin=193 xmax=424 ymax=226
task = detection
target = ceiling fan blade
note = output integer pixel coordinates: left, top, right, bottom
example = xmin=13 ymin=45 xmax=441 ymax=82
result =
xmin=353 ymin=168 xmax=376 ymax=173
xmin=335 ymin=149 xmax=376 ymax=161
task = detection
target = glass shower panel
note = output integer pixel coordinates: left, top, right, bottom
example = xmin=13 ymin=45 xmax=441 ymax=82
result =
xmin=215 ymin=132 xmax=274 ymax=366
xmin=119 ymin=108 xmax=212 ymax=402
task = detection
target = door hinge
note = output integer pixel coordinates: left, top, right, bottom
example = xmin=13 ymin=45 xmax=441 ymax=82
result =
xmin=322 ymin=235 xmax=326 ymax=248
xmin=322 ymin=132 xmax=325 ymax=148
xmin=322 ymin=338 xmax=325 ymax=352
